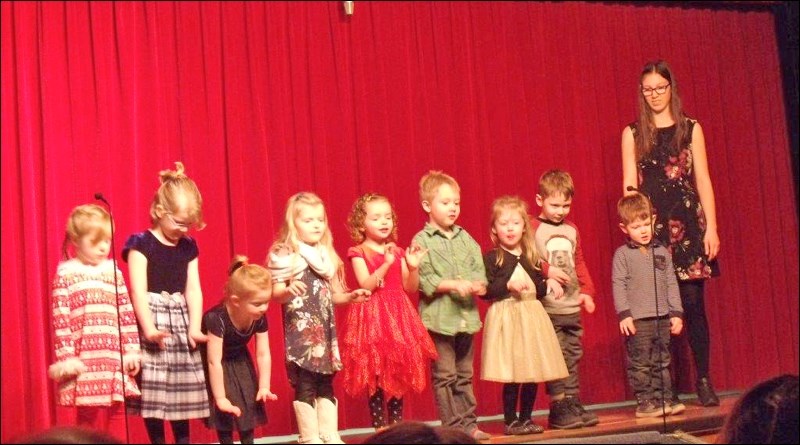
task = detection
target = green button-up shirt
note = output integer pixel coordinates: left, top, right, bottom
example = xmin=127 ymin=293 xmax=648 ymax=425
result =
xmin=412 ymin=222 xmax=486 ymax=335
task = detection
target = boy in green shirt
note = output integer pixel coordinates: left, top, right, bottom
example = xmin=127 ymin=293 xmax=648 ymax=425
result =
xmin=412 ymin=170 xmax=490 ymax=441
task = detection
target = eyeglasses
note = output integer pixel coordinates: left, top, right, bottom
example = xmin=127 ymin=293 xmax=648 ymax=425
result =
xmin=641 ymin=84 xmax=670 ymax=97
xmin=166 ymin=213 xmax=192 ymax=229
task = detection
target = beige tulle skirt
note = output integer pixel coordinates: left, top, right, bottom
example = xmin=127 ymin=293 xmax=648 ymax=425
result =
xmin=481 ymin=295 xmax=568 ymax=383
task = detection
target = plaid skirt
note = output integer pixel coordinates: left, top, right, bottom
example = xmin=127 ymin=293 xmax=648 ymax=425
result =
xmin=128 ymin=291 xmax=210 ymax=420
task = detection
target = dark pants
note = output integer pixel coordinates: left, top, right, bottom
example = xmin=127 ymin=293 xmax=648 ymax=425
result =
xmin=429 ymin=331 xmax=478 ymax=433
xmin=286 ymin=361 xmax=335 ymax=406
xmin=545 ymin=313 xmax=583 ymax=397
xmin=626 ymin=318 xmax=674 ymax=402
xmin=678 ymin=281 xmax=711 ymax=379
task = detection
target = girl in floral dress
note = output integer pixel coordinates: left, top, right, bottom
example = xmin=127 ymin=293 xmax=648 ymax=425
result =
xmin=268 ymin=192 xmax=370 ymax=444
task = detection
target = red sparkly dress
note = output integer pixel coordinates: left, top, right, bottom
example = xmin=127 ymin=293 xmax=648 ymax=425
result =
xmin=341 ymin=246 xmax=438 ymax=398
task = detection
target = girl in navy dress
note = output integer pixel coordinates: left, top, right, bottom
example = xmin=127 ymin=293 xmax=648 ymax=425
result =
xmin=123 ymin=162 xmax=210 ymax=443
xmin=201 ymin=255 xmax=277 ymax=444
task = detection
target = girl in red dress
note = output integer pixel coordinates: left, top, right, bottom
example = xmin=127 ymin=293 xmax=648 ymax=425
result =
xmin=342 ymin=193 xmax=439 ymax=430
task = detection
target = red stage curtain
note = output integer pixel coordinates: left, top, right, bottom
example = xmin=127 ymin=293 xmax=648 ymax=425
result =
xmin=2 ymin=2 xmax=797 ymax=443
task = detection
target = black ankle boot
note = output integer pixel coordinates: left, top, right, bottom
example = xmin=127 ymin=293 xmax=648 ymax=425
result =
xmin=696 ymin=377 xmax=720 ymax=406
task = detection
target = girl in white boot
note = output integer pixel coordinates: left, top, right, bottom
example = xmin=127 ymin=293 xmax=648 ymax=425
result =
xmin=268 ymin=192 xmax=371 ymax=444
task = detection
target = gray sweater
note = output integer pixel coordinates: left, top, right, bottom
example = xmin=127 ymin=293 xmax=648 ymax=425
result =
xmin=612 ymin=240 xmax=683 ymax=321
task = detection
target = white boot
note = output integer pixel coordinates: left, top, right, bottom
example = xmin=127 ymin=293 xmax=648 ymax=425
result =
xmin=316 ymin=397 xmax=345 ymax=444
xmin=293 ymin=400 xmax=324 ymax=444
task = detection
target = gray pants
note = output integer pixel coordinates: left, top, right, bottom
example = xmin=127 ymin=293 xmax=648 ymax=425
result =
xmin=545 ymin=313 xmax=583 ymax=397
xmin=429 ymin=331 xmax=478 ymax=433
xmin=626 ymin=318 xmax=674 ymax=401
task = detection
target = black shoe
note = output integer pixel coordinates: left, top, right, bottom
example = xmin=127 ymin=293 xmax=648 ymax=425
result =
xmin=548 ymin=399 xmax=584 ymax=429
xmin=520 ymin=419 xmax=545 ymax=434
xmin=696 ymin=377 xmax=720 ymax=406
xmin=566 ymin=397 xmax=599 ymax=427
xmin=504 ymin=420 xmax=529 ymax=436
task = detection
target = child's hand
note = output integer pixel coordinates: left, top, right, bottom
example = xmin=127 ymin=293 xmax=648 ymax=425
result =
xmin=547 ymin=278 xmax=564 ymax=299
xmin=470 ymin=281 xmax=487 ymax=296
xmin=579 ymin=293 xmax=596 ymax=314
xmin=453 ymin=280 xmax=473 ymax=297
xmin=216 ymin=398 xmax=242 ymax=417
xmin=384 ymin=243 xmax=397 ymax=265
xmin=619 ymin=317 xmax=636 ymax=336
xmin=507 ymin=279 xmax=529 ymax=296
xmin=404 ymin=244 xmax=428 ymax=270
xmin=123 ymin=355 xmax=141 ymax=376
xmin=127 ymin=361 xmax=141 ymax=377
xmin=256 ymin=388 xmax=278 ymax=402
xmin=143 ymin=328 xmax=171 ymax=349
xmin=287 ymin=281 xmax=308 ymax=297
xmin=670 ymin=317 xmax=684 ymax=335
xmin=188 ymin=330 xmax=208 ymax=349
xmin=547 ymin=266 xmax=571 ymax=285
xmin=350 ymin=289 xmax=371 ymax=303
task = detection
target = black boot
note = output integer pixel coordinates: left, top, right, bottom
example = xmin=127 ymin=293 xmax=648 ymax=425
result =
xmin=696 ymin=377 xmax=720 ymax=406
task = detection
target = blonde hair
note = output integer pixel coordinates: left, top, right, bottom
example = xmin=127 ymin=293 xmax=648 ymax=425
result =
xmin=538 ymin=169 xmax=574 ymax=200
xmin=419 ymin=170 xmax=460 ymax=204
xmin=149 ymin=161 xmax=206 ymax=230
xmin=617 ymin=193 xmax=653 ymax=225
xmin=346 ymin=193 xmax=398 ymax=243
xmin=489 ymin=196 xmax=540 ymax=270
xmin=62 ymin=204 xmax=112 ymax=260
xmin=272 ymin=192 xmax=346 ymax=285
xmin=225 ymin=255 xmax=272 ymax=301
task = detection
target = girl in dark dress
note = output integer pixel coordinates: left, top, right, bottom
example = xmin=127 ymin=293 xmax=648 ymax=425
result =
xmin=201 ymin=255 xmax=277 ymax=444
xmin=621 ymin=60 xmax=721 ymax=407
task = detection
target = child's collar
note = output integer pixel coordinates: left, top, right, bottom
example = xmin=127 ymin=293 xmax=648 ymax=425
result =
xmin=625 ymin=238 xmax=662 ymax=249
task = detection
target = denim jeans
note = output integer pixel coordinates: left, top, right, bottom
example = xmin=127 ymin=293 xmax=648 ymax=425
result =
xmin=626 ymin=317 xmax=674 ymax=401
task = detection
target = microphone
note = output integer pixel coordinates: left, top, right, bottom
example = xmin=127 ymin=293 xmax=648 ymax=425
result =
xmin=626 ymin=186 xmax=638 ymax=192
xmin=92 ymin=192 xmax=130 ymax=443
xmin=94 ymin=192 xmax=110 ymax=206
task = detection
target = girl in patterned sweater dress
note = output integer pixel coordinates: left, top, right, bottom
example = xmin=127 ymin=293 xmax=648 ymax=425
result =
xmin=48 ymin=204 xmax=141 ymax=443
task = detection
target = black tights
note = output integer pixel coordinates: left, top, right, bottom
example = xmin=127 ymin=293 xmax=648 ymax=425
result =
xmin=368 ymin=387 xmax=403 ymax=428
xmin=143 ymin=418 xmax=190 ymax=444
xmin=678 ymin=281 xmax=711 ymax=379
xmin=502 ymin=383 xmax=538 ymax=425
xmin=217 ymin=429 xmax=254 ymax=444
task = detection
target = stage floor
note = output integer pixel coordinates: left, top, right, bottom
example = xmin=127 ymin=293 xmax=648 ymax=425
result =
xmin=340 ymin=393 xmax=737 ymax=445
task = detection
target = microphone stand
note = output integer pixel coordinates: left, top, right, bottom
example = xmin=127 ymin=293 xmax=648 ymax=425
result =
xmin=95 ymin=193 xmax=130 ymax=444
xmin=627 ymin=187 xmax=668 ymax=433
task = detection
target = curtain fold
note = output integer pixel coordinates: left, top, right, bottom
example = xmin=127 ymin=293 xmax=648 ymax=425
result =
xmin=2 ymin=1 xmax=797 ymax=442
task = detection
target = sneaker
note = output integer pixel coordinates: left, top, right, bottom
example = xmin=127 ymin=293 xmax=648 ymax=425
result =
xmin=635 ymin=399 xmax=672 ymax=418
xmin=669 ymin=396 xmax=686 ymax=415
xmin=503 ymin=420 xmax=529 ymax=436
xmin=567 ymin=397 xmax=599 ymax=427
xmin=520 ymin=419 xmax=545 ymax=434
xmin=469 ymin=428 xmax=492 ymax=440
xmin=548 ymin=399 xmax=584 ymax=429
xmin=696 ymin=377 xmax=720 ymax=407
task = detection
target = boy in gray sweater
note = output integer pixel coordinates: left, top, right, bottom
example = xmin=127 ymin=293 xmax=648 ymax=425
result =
xmin=612 ymin=193 xmax=684 ymax=418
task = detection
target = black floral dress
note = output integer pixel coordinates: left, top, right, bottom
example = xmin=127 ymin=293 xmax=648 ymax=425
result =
xmin=631 ymin=120 xmax=719 ymax=281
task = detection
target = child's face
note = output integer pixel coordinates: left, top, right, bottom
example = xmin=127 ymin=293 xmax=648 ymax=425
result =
xmin=294 ymin=203 xmax=326 ymax=245
xmin=492 ymin=208 xmax=524 ymax=251
xmin=74 ymin=234 xmax=110 ymax=266
xmin=621 ymin=217 xmax=653 ymax=245
xmin=423 ymin=184 xmax=460 ymax=231
xmin=362 ymin=200 xmax=394 ymax=243
xmin=236 ymin=289 xmax=271 ymax=321
xmin=157 ymin=193 xmax=195 ymax=244
xmin=536 ymin=192 xmax=572 ymax=224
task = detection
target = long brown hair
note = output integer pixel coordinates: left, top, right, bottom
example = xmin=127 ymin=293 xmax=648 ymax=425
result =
xmin=634 ymin=60 xmax=690 ymax=161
